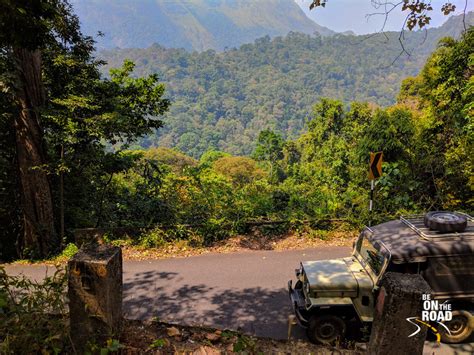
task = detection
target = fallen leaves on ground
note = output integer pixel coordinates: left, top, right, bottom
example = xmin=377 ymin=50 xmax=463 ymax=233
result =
xmin=120 ymin=228 xmax=355 ymax=261
xmin=120 ymin=319 xmax=362 ymax=354
xmin=167 ymin=326 xmax=181 ymax=337
xmin=9 ymin=228 xmax=356 ymax=265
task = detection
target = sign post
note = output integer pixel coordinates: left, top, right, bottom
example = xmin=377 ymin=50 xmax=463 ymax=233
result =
xmin=368 ymin=152 xmax=383 ymax=225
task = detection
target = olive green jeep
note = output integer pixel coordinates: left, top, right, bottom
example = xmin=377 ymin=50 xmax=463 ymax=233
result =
xmin=288 ymin=212 xmax=474 ymax=344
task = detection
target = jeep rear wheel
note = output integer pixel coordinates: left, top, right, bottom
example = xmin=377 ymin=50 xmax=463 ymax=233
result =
xmin=439 ymin=311 xmax=472 ymax=344
xmin=306 ymin=315 xmax=346 ymax=345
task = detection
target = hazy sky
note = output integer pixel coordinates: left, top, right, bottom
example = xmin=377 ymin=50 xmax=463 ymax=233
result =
xmin=296 ymin=0 xmax=472 ymax=34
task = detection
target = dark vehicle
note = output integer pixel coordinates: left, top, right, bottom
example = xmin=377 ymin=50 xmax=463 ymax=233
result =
xmin=288 ymin=212 xmax=474 ymax=344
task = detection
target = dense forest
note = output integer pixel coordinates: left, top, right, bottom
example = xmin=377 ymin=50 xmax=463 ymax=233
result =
xmin=100 ymin=12 xmax=473 ymax=157
xmin=0 ymin=0 xmax=472 ymax=262
xmin=97 ymin=28 xmax=473 ymax=241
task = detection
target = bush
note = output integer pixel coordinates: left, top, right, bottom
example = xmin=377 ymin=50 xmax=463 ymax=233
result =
xmin=0 ymin=267 xmax=69 ymax=354
xmin=198 ymin=218 xmax=232 ymax=245
xmin=138 ymin=228 xmax=168 ymax=248
xmin=54 ymin=243 xmax=79 ymax=262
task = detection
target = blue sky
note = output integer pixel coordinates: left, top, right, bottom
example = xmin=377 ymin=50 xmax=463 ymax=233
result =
xmin=296 ymin=0 xmax=472 ymax=34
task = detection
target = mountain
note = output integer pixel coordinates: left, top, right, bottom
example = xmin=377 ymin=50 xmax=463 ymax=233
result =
xmin=99 ymin=13 xmax=473 ymax=157
xmin=71 ymin=0 xmax=334 ymax=51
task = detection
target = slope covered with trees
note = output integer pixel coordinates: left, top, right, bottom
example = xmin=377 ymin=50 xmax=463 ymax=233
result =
xmin=92 ymin=28 xmax=472 ymax=248
xmin=99 ymin=12 xmax=473 ymax=157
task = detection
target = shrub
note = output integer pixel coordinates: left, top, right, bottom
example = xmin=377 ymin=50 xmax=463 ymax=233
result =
xmin=54 ymin=243 xmax=79 ymax=262
xmin=138 ymin=228 xmax=168 ymax=248
xmin=0 ymin=267 xmax=69 ymax=354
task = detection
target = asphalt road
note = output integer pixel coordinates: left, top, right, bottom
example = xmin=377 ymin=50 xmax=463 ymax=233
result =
xmin=4 ymin=247 xmax=473 ymax=354
xmin=5 ymin=247 xmax=349 ymax=339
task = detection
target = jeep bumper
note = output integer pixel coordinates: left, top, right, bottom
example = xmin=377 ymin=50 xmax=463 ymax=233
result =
xmin=288 ymin=280 xmax=309 ymax=327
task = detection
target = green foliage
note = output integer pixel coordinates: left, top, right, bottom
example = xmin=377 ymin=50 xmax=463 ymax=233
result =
xmin=199 ymin=150 xmax=231 ymax=168
xmin=253 ymin=130 xmax=284 ymax=163
xmin=26 ymin=29 xmax=468 ymax=254
xmin=1 ymin=3 xmax=471 ymax=260
xmin=53 ymin=243 xmax=79 ymax=262
xmin=0 ymin=0 xmax=171 ymax=259
xmin=253 ymin=129 xmax=285 ymax=182
xmin=99 ymin=13 xmax=472 ymax=157
xmin=233 ymin=334 xmax=256 ymax=352
xmin=213 ymin=156 xmax=265 ymax=185
xmin=143 ymin=147 xmax=197 ymax=173
xmin=85 ymin=338 xmax=123 ymax=355
xmin=149 ymin=338 xmax=168 ymax=349
xmin=198 ymin=218 xmax=232 ymax=244
xmin=399 ymin=28 xmax=474 ymax=209
xmin=138 ymin=228 xmax=168 ymax=249
xmin=42 ymin=52 xmax=171 ymax=232
xmin=0 ymin=267 xmax=69 ymax=354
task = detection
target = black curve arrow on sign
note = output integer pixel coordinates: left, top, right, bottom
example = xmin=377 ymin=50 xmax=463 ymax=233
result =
xmin=371 ymin=152 xmax=382 ymax=179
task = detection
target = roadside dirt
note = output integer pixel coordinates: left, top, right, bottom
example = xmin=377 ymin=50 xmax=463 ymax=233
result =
xmin=120 ymin=319 xmax=363 ymax=354
xmin=120 ymin=229 xmax=356 ymax=261
xmin=5 ymin=228 xmax=356 ymax=265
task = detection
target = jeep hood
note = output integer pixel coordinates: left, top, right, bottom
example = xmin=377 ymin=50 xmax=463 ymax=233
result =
xmin=302 ymin=258 xmax=359 ymax=297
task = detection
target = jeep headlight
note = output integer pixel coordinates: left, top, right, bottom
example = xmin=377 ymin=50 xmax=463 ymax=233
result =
xmin=305 ymin=282 xmax=310 ymax=295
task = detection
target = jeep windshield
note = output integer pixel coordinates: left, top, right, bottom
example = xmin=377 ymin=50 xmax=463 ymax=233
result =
xmin=356 ymin=233 xmax=387 ymax=277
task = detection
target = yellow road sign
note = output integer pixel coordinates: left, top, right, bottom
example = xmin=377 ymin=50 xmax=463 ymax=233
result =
xmin=369 ymin=152 xmax=383 ymax=180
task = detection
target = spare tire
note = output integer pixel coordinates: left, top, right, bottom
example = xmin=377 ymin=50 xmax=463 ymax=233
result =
xmin=424 ymin=211 xmax=467 ymax=233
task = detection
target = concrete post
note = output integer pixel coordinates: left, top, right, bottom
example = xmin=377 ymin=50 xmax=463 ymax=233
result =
xmin=68 ymin=245 xmax=122 ymax=351
xmin=368 ymin=272 xmax=431 ymax=355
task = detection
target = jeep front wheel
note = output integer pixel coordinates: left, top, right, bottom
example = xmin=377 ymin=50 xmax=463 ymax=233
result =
xmin=439 ymin=311 xmax=472 ymax=344
xmin=306 ymin=315 xmax=346 ymax=344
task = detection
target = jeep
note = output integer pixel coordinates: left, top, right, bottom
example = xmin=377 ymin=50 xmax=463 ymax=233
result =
xmin=288 ymin=212 xmax=474 ymax=344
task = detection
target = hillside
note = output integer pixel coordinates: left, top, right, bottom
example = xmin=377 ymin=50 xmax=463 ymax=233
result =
xmin=99 ymin=13 xmax=473 ymax=157
xmin=71 ymin=0 xmax=334 ymax=51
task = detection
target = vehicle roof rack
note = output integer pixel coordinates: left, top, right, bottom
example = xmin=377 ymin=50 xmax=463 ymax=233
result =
xmin=400 ymin=212 xmax=474 ymax=241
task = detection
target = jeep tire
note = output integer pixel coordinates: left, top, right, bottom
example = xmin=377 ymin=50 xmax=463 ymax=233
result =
xmin=306 ymin=315 xmax=346 ymax=345
xmin=439 ymin=310 xmax=473 ymax=344
xmin=424 ymin=211 xmax=468 ymax=233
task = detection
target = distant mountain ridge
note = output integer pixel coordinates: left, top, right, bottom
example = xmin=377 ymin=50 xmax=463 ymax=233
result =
xmin=71 ymin=0 xmax=334 ymax=51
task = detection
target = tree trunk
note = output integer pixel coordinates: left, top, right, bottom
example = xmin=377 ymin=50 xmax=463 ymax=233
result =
xmin=13 ymin=48 xmax=56 ymax=258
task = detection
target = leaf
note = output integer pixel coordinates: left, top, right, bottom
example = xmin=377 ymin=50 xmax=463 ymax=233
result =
xmin=167 ymin=326 xmax=181 ymax=337
xmin=106 ymin=339 xmax=122 ymax=351
xmin=149 ymin=338 xmax=169 ymax=349
xmin=205 ymin=332 xmax=220 ymax=341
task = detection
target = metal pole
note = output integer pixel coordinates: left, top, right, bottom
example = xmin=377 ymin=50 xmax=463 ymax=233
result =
xmin=369 ymin=179 xmax=374 ymax=226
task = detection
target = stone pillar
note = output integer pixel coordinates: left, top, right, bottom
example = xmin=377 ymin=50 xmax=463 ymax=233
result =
xmin=368 ymin=272 xmax=431 ymax=355
xmin=68 ymin=245 xmax=122 ymax=351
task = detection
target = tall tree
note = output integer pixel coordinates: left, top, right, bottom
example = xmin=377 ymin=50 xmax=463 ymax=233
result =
xmin=0 ymin=1 xmax=171 ymax=258
xmin=0 ymin=1 xmax=79 ymax=257
xmin=253 ymin=129 xmax=285 ymax=181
